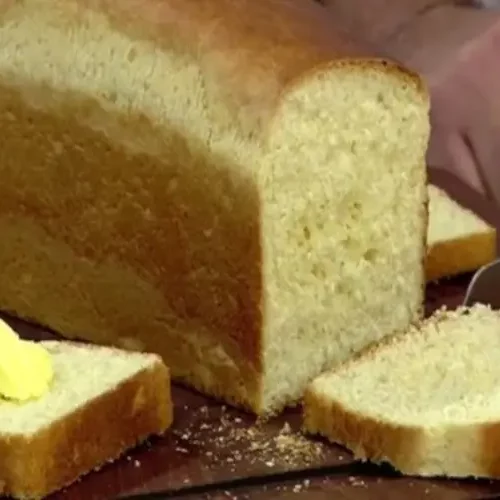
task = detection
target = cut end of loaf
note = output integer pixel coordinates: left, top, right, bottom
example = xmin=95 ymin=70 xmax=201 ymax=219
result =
xmin=304 ymin=304 xmax=500 ymax=478
xmin=0 ymin=341 xmax=173 ymax=499
xmin=0 ymin=0 xmax=429 ymax=416
xmin=259 ymin=61 xmax=430 ymax=413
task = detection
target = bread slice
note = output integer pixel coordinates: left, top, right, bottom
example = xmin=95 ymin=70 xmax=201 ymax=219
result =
xmin=303 ymin=303 xmax=500 ymax=478
xmin=0 ymin=0 xmax=429 ymax=415
xmin=0 ymin=341 xmax=172 ymax=499
xmin=426 ymin=185 xmax=496 ymax=282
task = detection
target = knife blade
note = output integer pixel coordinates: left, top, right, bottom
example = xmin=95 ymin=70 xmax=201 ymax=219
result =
xmin=463 ymin=258 xmax=500 ymax=308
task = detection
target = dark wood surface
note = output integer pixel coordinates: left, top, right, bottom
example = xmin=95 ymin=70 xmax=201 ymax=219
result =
xmin=4 ymin=169 xmax=500 ymax=500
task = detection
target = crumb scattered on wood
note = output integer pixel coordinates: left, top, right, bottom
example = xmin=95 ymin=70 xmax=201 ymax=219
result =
xmin=172 ymin=405 xmax=325 ymax=473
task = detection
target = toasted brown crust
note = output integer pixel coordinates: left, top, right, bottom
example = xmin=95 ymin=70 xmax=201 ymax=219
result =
xmin=426 ymin=228 xmax=497 ymax=282
xmin=0 ymin=359 xmax=172 ymax=499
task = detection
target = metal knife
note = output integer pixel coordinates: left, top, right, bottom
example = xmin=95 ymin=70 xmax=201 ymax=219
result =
xmin=463 ymin=258 xmax=500 ymax=308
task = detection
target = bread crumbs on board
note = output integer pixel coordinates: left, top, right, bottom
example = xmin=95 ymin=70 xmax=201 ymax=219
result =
xmin=172 ymin=405 xmax=325 ymax=472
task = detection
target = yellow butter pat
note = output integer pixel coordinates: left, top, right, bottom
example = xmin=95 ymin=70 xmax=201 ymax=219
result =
xmin=0 ymin=320 xmax=53 ymax=402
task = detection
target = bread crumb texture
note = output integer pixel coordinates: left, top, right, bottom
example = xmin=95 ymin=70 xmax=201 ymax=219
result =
xmin=0 ymin=342 xmax=157 ymax=434
xmin=0 ymin=341 xmax=172 ymax=499
xmin=304 ymin=304 xmax=500 ymax=478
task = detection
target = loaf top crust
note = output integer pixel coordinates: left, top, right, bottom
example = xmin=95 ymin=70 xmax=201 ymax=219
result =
xmin=1 ymin=0 xmax=426 ymax=136
xmin=104 ymin=0 xmax=426 ymax=129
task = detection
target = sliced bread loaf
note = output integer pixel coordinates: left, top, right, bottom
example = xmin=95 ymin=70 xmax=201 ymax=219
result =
xmin=0 ymin=341 xmax=172 ymax=499
xmin=0 ymin=0 xmax=429 ymax=414
xmin=426 ymin=185 xmax=496 ymax=282
xmin=303 ymin=303 xmax=500 ymax=478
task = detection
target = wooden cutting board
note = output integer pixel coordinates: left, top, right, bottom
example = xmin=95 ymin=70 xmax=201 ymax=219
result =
xmin=5 ymin=169 xmax=500 ymax=500
xmin=6 ymin=272 xmax=500 ymax=500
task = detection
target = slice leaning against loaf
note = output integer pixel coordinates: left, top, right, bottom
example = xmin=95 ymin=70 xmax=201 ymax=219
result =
xmin=0 ymin=0 xmax=429 ymax=415
xmin=303 ymin=303 xmax=500 ymax=479
xmin=0 ymin=341 xmax=173 ymax=500
xmin=426 ymin=185 xmax=496 ymax=282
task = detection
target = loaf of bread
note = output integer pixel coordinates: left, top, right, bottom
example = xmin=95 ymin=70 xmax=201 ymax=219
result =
xmin=303 ymin=304 xmax=500 ymax=478
xmin=0 ymin=0 xmax=430 ymax=415
xmin=0 ymin=341 xmax=172 ymax=499
xmin=426 ymin=185 xmax=496 ymax=282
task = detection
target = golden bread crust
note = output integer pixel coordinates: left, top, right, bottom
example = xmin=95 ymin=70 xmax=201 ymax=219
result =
xmin=304 ymin=381 xmax=500 ymax=478
xmin=303 ymin=307 xmax=500 ymax=478
xmin=0 ymin=357 xmax=172 ymax=499
xmin=1 ymin=0 xmax=426 ymax=134
xmin=303 ymin=369 xmax=500 ymax=478
xmin=426 ymin=229 xmax=497 ymax=282
xmin=303 ymin=385 xmax=422 ymax=473
xmin=85 ymin=0 xmax=426 ymax=131
xmin=481 ymin=420 xmax=500 ymax=477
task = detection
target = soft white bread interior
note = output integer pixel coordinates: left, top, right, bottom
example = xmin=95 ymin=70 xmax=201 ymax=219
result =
xmin=0 ymin=340 xmax=172 ymax=499
xmin=304 ymin=303 xmax=500 ymax=479
xmin=426 ymin=185 xmax=496 ymax=282
xmin=0 ymin=0 xmax=429 ymax=415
